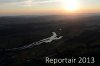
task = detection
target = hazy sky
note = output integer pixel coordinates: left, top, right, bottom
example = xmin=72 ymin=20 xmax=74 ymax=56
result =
xmin=0 ymin=0 xmax=100 ymax=16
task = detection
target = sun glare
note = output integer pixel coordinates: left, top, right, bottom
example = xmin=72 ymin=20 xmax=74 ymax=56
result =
xmin=61 ymin=0 xmax=80 ymax=12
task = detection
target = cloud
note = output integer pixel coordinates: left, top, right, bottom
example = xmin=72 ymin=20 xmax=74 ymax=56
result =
xmin=0 ymin=0 xmax=23 ymax=3
xmin=0 ymin=0 xmax=61 ymax=7
xmin=0 ymin=0 xmax=52 ymax=3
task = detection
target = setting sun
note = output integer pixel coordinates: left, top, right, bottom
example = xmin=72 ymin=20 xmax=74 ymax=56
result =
xmin=61 ymin=0 xmax=80 ymax=12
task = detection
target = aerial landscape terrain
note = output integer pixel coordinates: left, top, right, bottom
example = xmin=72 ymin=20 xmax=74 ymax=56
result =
xmin=0 ymin=14 xmax=100 ymax=66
